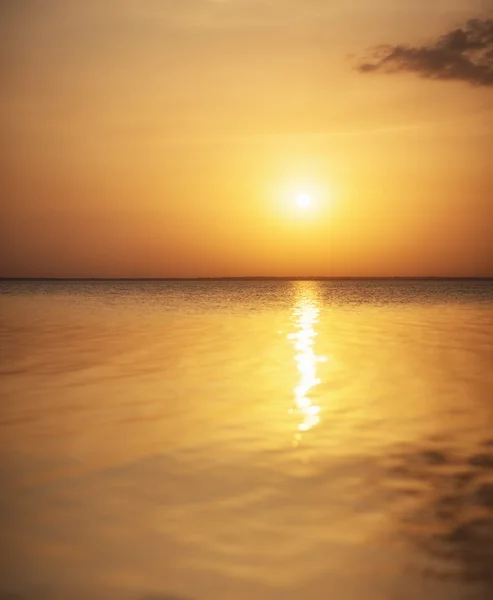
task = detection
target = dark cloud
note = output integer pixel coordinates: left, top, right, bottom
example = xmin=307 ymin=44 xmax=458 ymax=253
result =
xmin=358 ymin=18 xmax=493 ymax=86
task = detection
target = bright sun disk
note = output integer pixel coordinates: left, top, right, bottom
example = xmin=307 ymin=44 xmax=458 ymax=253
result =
xmin=296 ymin=193 xmax=311 ymax=209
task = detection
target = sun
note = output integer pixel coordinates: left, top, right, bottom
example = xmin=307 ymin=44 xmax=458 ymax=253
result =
xmin=296 ymin=193 xmax=312 ymax=210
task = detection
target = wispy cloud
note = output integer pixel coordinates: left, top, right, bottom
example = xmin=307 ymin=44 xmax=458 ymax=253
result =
xmin=358 ymin=18 xmax=493 ymax=86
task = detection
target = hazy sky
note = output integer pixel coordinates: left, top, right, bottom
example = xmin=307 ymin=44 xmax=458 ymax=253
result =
xmin=1 ymin=0 xmax=492 ymax=277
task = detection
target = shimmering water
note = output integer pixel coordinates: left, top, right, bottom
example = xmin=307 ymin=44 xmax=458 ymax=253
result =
xmin=1 ymin=280 xmax=493 ymax=600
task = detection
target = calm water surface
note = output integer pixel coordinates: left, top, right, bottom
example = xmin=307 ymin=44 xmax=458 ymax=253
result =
xmin=1 ymin=280 xmax=493 ymax=600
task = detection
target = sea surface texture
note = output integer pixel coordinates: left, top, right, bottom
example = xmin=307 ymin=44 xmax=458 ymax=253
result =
xmin=1 ymin=280 xmax=493 ymax=600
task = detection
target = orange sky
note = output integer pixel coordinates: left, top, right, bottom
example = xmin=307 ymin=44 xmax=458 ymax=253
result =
xmin=1 ymin=0 xmax=492 ymax=278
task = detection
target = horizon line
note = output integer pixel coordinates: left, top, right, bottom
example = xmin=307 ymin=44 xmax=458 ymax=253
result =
xmin=1 ymin=276 xmax=493 ymax=282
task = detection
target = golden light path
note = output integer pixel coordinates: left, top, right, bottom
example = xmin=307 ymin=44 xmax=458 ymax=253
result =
xmin=288 ymin=288 xmax=327 ymax=435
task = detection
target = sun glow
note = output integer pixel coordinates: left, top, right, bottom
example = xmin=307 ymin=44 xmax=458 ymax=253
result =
xmin=296 ymin=193 xmax=312 ymax=210
xmin=272 ymin=177 xmax=334 ymax=220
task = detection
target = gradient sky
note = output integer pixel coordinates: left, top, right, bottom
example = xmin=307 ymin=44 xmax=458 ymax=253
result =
xmin=1 ymin=0 xmax=492 ymax=278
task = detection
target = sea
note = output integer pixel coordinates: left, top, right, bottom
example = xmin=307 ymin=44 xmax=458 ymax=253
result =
xmin=1 ymin=279 xmax=493 ymax=600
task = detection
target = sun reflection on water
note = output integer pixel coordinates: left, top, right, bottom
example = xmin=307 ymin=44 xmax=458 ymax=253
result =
xmin=288 ymin=288 xmax=326 ymax=435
